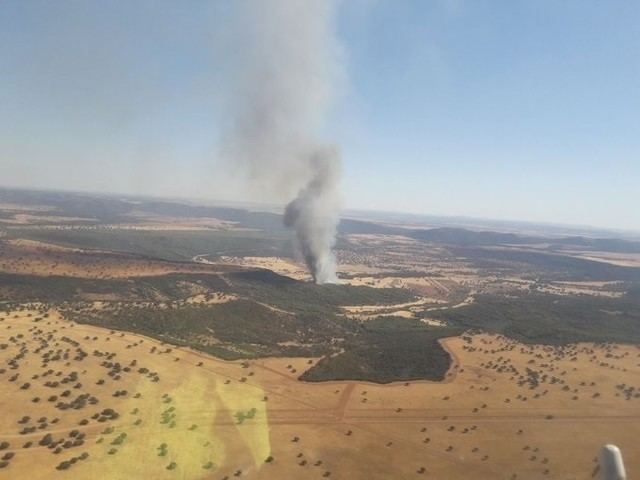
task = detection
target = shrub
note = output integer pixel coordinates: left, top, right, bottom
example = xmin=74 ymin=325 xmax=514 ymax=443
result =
xmin=56 ymin=461 xmax=72 ymax=470
xmin=39 ymin=434 xmax=53 ymax=446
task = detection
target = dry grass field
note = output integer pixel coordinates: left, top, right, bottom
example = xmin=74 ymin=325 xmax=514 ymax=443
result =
xmin=216 ymin=256 xmax=309 ymax=281
xmin=0 ymin=239 xmax=243 ymax=279
xmin=1 ymin=308 xmax=638 ymax=480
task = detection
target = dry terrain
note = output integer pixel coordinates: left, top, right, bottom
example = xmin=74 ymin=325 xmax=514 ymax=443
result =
xmin=0 ymin=308 xmax=638 ymax=479
xmin=2 ymin=190 xmax=640 ymax=479
xmin=0 ymin=239 xmax=244 ymax=279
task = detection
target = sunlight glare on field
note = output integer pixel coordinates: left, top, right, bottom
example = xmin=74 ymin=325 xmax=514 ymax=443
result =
xmin=77 ymin=362 xmax=269 ymax=478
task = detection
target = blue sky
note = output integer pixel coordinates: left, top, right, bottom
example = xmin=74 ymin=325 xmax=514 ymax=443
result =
xmin=1 ymin=1 xmax=639 ymax=230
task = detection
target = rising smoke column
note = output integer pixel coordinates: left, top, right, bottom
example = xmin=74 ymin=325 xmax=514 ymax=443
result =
xmin=221 ymin=0 xmax=343 ymax=283
xmin=283 ymin=148 xmax=340 ymax=283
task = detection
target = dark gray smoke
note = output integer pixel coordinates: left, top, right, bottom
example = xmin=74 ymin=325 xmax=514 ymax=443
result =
xmin=284 ymin=148 xmax=340 ymax=283
xmin=221 ymin=0 xmax=343 ymax=284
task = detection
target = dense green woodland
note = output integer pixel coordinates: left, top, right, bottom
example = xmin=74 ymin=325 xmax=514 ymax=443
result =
xmin=2 ymin=268 xmax=639 ymax=383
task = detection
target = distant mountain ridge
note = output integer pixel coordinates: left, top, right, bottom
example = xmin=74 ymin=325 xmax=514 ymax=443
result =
xmin=2 ymin=187 xmax=639 ymax=255
xmin=406 ymin=227 xmax=640 ymax=254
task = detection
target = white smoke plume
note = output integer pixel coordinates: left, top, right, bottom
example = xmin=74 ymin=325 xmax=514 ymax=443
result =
xmin=221 ymin=0 xmax=343 ymax=283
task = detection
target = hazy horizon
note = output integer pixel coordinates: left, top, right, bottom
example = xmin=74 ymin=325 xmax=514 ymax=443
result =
xmin=1 ymin=1 xmax=639 ymax=231
xmin=3 ymin=183 xmax=639 ymax=240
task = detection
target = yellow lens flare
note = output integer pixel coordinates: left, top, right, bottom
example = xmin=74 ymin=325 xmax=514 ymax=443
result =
xmin=72 ymin=368 xmax=269 ymax=479
xmin=216 ymin=376 xmax=270 ymax=468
